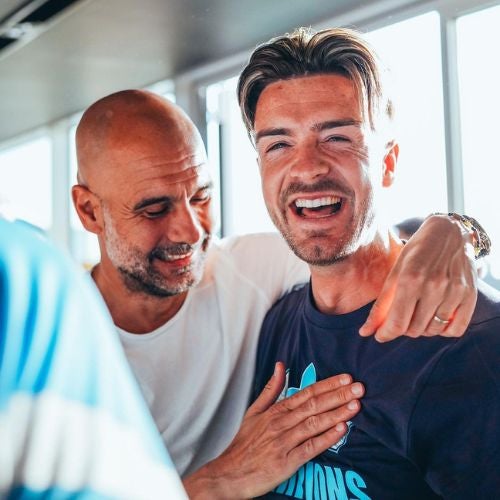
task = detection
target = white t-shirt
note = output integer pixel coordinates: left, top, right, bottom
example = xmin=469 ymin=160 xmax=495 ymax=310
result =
xmin=118 ymin=233 xmax=309 ymax=476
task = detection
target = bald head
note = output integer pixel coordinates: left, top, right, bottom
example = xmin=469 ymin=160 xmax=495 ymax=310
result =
xmin=72 ymin=90 xmax=214 ymax=302
xmin=75 ymin=90 xmax=205 ymax=189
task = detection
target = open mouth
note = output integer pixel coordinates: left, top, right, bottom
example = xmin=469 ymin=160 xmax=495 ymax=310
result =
xmin=292 ymin=195 xmax=343 ymax=218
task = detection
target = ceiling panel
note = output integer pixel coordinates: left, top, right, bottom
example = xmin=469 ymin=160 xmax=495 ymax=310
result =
xmin=0 ymin=0 xmax=30 ymax=22
xmin=0 ymin=0 xmax=418 ymax=143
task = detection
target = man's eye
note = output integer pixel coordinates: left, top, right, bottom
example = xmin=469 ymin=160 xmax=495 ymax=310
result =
xmin=191 ymin=195 xmax=210 ymax=204
xmin=191 ymin=191 xmax=211 ymax=204
xmin=267 ymin=142 xmax=290 ymax=152
xmin=144 ymin=206 xmax=169 ymax=218
xmin=326 ymin=135 xmax=350 ymax=143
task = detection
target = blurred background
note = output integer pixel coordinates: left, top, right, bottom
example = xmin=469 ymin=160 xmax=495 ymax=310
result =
xmin=0 ymin=0 xmax=498 ymax=286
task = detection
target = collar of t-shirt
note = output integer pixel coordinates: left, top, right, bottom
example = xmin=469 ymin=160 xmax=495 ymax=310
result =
xmin=304 ymin=281 xmax=375 ymax=330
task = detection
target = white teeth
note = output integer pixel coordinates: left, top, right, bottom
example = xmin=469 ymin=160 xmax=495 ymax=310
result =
xmin=168 ymin=253 xmax=190 ymax=260
xmin=294 ymin=196 xmax=341 ymax=208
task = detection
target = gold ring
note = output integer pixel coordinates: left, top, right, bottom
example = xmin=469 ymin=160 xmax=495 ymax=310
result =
xmin=433 ymin=315 xmax=451 ymax=325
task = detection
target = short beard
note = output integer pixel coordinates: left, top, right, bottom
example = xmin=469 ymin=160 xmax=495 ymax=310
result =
xmin=117 ymin=262 xmax=200 ymax=297
xmin=271 ymin=183 xmax=374 ymax=267
xmin=276 ymin=222 xmax=354 ymax=267
xmin=102 ymin=208 xmax=209 ymax=297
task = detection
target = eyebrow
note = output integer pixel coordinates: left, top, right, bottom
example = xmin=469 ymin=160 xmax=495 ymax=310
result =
xmin=255 ymin=128 xmax=290 ymax=144
xmin=133 ymin=196 xmax=173 ymax=212
xmin=255 ymin=120 xmax=361 ymax=144
xmin=312 ymin=119 xmax=362 ymax=131
xmin=133 ymin=182 xmax=214 ymax=211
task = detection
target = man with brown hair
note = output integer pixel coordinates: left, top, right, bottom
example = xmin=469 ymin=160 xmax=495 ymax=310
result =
xmin=239 ymin=27 xmax=499 ymax=498
xmin=72 ymin=85 xmax=486 ymax=497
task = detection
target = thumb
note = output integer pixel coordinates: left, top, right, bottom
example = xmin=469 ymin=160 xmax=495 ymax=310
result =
xmin=246 ymin=362 xmax=286 ymax=416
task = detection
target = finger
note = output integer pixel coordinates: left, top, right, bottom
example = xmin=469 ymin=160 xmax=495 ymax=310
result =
xmin=286 ymin=400 xmax=360 ymax=451
xmin=423 ymin=266 xmax=476 ymax=337
xmin=288 ymin=417 xmax=354 ymax=467
xmin=274 ymin=382 xmax=364 ymax=433
xmin=437 ymin=292 xmax=477 ymax=338
xmin=247 ymin=362 xmax=286 ymax=417
xmin=374 ymin=286 xmax=418 ymax=342
xmin=422 ymin=295 xmax=462 ymax=337
xmin=277 ymin=373 xmax=354 ymax=412
xmin=405 ymin=283 xmax=452 ymax=336
xmin=359 ymin=268 xmax=398 ymax=337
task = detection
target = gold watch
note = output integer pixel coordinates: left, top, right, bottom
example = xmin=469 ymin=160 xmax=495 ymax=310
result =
xmin=446 ymin=213 xmax=491 ymax=259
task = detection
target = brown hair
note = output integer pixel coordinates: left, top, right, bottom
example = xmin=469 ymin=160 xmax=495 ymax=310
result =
xmin=237 ymin=27 xmax=392 ymax=137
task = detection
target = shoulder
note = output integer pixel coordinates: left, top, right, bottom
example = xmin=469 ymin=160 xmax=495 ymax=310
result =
xmin=421 ymin=282 xmax=500 ymax=389
xmin=470 ymin=280 xmax=500 ymax=327
xmin=0 ymin=219 xmax=77 ymax=293
xmin=216 ymin=232 xmax=292 ymax=257
xmin=267 ymin=283 xmax=309 ymax=314
xmin=260 ymin=284 xmax=308 ymax=335
xmin=205 ymin=233 xmax=309 ymax=299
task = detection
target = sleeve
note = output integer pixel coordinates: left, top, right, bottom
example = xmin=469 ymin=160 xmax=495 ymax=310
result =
xmin=219 ymin=232 xmax=310 ymax=304
xmin=407 ymin=323 xmax=500 ymax=497
xmin=0 ymin=220 xmax=187 ymax=499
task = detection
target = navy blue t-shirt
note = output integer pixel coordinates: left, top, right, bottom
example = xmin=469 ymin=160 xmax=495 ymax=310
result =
xmin=253 ymin=281 xmax=500 ymax=499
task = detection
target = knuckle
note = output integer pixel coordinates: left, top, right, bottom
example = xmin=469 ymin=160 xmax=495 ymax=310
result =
xmin=427 ymin=276 xmax=447 ymax=291
xmin=375 ymin=332 xmax=392 ymax=343
xmin=305 ymin=414 xmax=319 ymax=431
xmin=305 ymin=395 xmax=318 ymax=413
xmin=337 ymin=388 xmax=350 ymax=404
xmin=267 ymin=415 xmax=283 ymax=433
xmin=425 ymin=324 xmax=441 ymax=334
xmin=301 ymin=385 xmax=315 ymax=401
xmin=449 ymin=278 xmax=468 ymax=293
xmin=444 ymin=326 xmax=463 ymax=337
xmin=387 ymin=319 xmax=406 ymax=332
xmin=405 ymin=328 xmax=420 ymax=337
xmin=405 ymin=324 xmax=420 ymax=335
xmin=302 ymin=438 xmax=316 ymax=458
xmin=268 ymin=402 xmax=286 ymax=417
xmin=400 ymin=268 xmax=425 ymax=285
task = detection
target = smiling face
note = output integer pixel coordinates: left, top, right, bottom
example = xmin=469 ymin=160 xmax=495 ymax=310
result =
xmin=99 ymin=148 xmax=213 ymax=297
xmin=74 ymin=92 xmax=214 ymax=297
xmin=254 ymin=74 xmax=396 ymax=266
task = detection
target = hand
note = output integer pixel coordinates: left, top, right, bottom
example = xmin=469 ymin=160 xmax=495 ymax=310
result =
xmin=183 ymin=362 xmax=363 ymax=499
xmin=360 ymin=214 xmax=478 ymax=342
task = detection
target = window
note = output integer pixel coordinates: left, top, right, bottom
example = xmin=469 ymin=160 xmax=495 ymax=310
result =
xmin=206 ymin=78 xmax=276 ymax=236
xmin=457 ymin=4 xmax=500 ymax=283
xmin=0 ymin=136 xmax=52 ymax=229
xmin=365 ymin=12 xmax=448 ymax=225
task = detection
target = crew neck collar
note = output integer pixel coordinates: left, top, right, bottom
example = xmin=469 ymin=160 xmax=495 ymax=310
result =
xmin=304 ymin=281 xmax=375 ymax=330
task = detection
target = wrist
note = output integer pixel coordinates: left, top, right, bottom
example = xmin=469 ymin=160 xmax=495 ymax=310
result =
xmin=429 ymin=212 xmax=491 ymax=259
xmin=183 ymin=460 xmax=247 ymax=500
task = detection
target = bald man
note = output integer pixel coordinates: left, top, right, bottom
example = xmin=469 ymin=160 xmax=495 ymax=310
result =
xmin=72 ymin=90 xmax=481 ymax=498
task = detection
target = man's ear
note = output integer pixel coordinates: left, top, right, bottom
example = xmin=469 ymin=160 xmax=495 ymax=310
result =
xmin=382 ymin=140 xmax=399 ymax=187
xmin=71 ymin=185 xmax=103 ymax=234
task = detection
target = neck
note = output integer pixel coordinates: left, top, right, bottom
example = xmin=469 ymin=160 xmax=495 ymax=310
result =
xmin=310 ymin=230 xmax=402 ymax=315
xmin=92 ymin=262 xmax=187 ymax=334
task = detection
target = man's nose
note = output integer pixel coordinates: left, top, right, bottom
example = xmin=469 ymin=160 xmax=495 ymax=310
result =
xmin=289 ymin=143 xmax=331 ymax=180
xmin=165 ymin=201 xmax=202 ymax=245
